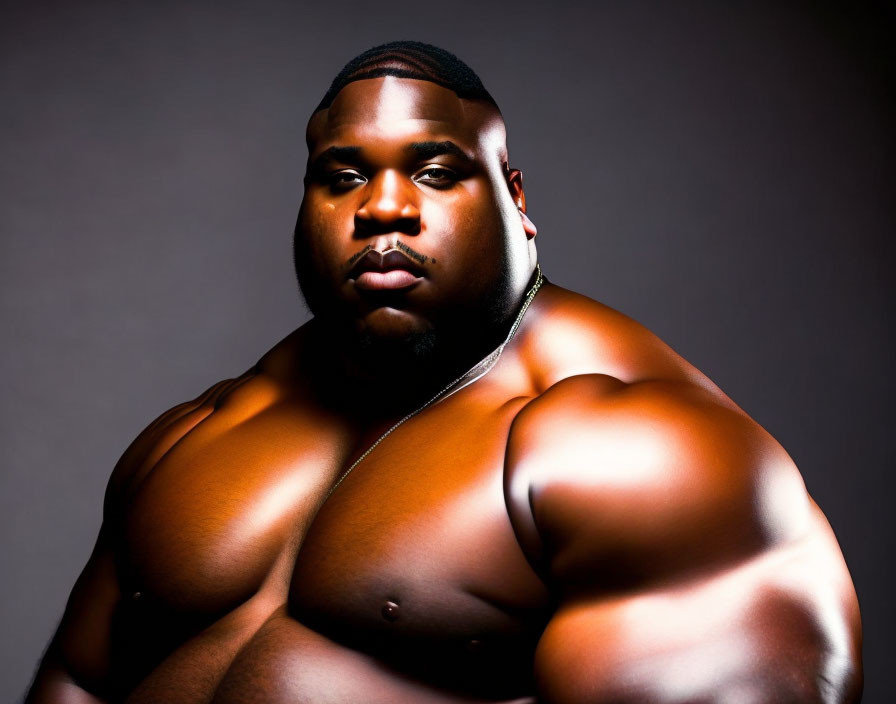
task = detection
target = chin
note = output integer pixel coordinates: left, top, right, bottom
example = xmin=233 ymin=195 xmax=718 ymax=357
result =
xmin=353 ymin=306 xmax=434 ymax=358
xmin=359 ymin=305 xmax=431 ymax=337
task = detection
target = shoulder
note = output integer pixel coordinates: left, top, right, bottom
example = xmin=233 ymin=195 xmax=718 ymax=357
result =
xmin=512 ymin=377 xmax=864 ymax=700
xmin=102 ymin=373 xmax=250 ymax=519
xmin=102 ymin=326 xmax=308 ymax=521
xmin=505 ymin=287 xmax=812 ymax=585
xmin=504 ymin=287 xmax=862 ymax=698
xmin=507 ymin=374 xmax=809 ymax=584
xmin=514 ymin=282 xmax=726 ymax=394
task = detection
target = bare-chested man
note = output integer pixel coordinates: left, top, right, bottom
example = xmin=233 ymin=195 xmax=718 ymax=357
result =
xmin=27 ymin=41 xmax=862 ymax=703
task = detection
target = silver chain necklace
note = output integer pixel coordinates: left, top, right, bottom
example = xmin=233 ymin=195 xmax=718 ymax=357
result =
xmin=326 ymin=264 xmax=544 ymax=499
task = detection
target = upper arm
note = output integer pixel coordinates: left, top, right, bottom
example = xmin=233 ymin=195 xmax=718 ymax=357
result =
xmin=27 ymin=377 xmax=242 ymax=702
xmin=505 ymin=375 xmax=862 ymax=703
xmin=533 ymin=544 xmax=862 ymax=703
xmin=26 ymin=528 xmax=121 ymax=702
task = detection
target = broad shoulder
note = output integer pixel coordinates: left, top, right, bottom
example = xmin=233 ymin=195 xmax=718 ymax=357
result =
xmin=506 ymin=286 xmax=812 ymax=585
xmin=103 ymin=326 xmax=308 ymax=520
xmin=504 ymin=290 xmax=863 ymax=698
xmin=506 ymin=373 xmax=809 ymax=584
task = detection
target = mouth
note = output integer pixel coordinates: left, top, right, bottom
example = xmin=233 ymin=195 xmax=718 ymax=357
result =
xmin=348 ymin=247 xmax=426 ymax=292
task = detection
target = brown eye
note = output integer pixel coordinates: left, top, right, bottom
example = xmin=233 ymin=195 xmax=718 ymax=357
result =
xmin=330 ymin=170 xmax=366 ymax=191
xmin=414 ymin=166 xmax=457 ymax=188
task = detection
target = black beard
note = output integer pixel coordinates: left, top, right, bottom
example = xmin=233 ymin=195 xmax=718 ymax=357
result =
xmin=318 ymin=311 xmax=484 ymax=382
xmin=293 ymin=229 xmax=523 ymax=400
xmin=305 ymin=292 xmax=514 ymax=388
xmin=354 ymin=323 xmax=438 ymax=369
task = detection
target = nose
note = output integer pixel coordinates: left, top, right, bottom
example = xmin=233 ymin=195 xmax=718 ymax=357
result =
xmin=354 ymin=170 xmax=421 ymax=237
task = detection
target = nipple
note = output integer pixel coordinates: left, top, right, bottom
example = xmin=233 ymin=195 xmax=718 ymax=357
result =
xmin=381 ymin=600 xmax=400 ymax=622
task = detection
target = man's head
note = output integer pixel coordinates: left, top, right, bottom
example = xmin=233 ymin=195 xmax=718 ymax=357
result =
xmin=294 ymin=41 xmax=537 ymax=372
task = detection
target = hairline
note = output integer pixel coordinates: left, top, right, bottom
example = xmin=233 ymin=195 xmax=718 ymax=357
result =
xmin=304 ymin=76 xmax=507 ymax=168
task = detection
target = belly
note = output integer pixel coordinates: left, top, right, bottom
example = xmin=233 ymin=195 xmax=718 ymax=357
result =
xmin=211 ymin=611 xmax=537 ymax=704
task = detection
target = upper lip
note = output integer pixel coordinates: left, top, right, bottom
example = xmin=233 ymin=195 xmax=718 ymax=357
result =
xmin=347 ymin=248 xmax=426 ymax=279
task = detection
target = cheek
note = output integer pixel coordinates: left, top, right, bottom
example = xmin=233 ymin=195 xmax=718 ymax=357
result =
xmin=425 ymin=183 xmax=506 ymax=239
xmin=302 ymin=199 xmax=339 ymax=238
xmin=300 ymin=199 xmax=351 ymax=265
xmin=455 ymin=187 xmax=509 ymax=254
xmin=422 ymin=197 xmax=509 ymax=290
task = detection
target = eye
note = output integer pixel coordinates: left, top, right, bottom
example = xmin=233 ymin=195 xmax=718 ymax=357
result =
xmin=414 ymin=166 xmax=457 ymax=189
xmin=329 ymin=170 xmax=367 ymax=191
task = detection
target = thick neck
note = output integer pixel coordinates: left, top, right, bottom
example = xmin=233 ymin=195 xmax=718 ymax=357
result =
xmin=311 ymin=316 xmax=502 ymax=420
xmin=309 ymin=265 xmax=542 ymax=421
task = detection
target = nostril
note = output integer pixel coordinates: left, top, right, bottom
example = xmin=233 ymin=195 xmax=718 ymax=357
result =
xmin=354 ymin=198 xmax=421 ymax=237
xmin=353 ymin=215 xmax=421 ymax=237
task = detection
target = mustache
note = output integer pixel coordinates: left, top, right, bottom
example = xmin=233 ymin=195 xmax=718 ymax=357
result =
xmin=344 ymin=241 xmax=435 ymax=272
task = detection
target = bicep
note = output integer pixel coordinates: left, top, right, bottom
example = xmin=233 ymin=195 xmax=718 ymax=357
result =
xmin=507 ymin=377 xmax=860 ymax=701
xmin=534 ymin=543 xmax=861 ymax=704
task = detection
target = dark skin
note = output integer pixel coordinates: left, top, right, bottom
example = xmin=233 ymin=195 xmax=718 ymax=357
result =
xmin=27 ymin=77 xmax=862 ymax=703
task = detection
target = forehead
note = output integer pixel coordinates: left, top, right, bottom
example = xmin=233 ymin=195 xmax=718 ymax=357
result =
xmin=306 ymin=76 xmax=505 ymax=158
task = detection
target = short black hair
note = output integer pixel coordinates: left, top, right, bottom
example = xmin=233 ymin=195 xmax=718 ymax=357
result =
xmin=315 ymin=40 xmax=498 ymax=112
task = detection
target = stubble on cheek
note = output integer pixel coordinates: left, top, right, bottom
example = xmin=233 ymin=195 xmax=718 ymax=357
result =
xmin=303 ymin=202 xmax=348 ymax=281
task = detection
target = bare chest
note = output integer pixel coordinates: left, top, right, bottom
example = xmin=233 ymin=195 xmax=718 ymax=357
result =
xmin=289 ymin=392 xmax=549 ymax=647
xmin=116 ymin=382 xmax=350 ymax=618
xmin=117 ymin=378 xmax=548 ymax=700
xmin=233 ymin=390 xmax=549 ymax=701
xmin=118 ymin=380 xmax=546 ymax=624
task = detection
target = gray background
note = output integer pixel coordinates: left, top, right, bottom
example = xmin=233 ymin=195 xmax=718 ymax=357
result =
xmin=2 ymin=0 xmax=893 ymax=701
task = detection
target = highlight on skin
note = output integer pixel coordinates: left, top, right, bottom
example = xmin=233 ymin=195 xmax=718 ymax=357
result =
xmin=25 ymin=40 xmax=861 ymax=704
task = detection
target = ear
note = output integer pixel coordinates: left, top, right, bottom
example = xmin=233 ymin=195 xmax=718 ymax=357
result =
xmin=506 ymin=168 xmax=537 ymax=240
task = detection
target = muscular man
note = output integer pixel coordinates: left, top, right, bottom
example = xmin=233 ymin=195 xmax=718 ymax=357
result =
xmin=27 ymin=42 xmax=862 ymax=703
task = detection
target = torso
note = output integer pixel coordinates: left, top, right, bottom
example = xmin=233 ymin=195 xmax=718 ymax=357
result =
xmin=106 ymin=283 xmax=737 ymax=703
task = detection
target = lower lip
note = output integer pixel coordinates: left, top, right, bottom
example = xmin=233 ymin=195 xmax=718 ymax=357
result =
xmin=354 ymin=269 xmax=422 ymax=291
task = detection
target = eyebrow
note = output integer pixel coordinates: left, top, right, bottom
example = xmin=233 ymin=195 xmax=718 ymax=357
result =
xmin=309 ymin=146 xmax=362 ymax=169
xmin=405 ymin=141 xmax=472 ymax=162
